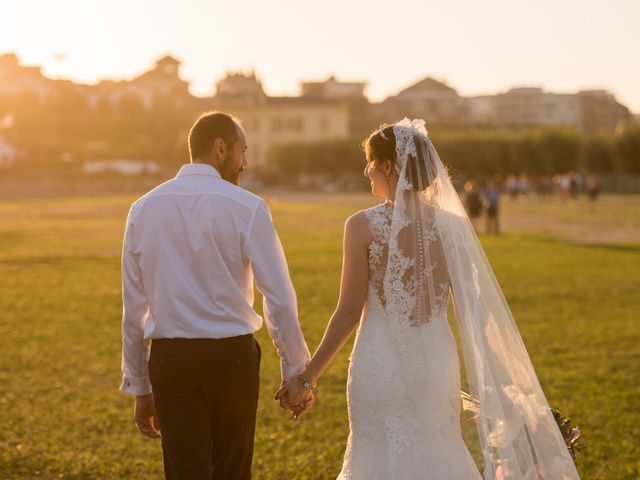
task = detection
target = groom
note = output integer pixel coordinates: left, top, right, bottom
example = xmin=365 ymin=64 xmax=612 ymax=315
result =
xmin=120 ymin=111 xmax=313 ymax=479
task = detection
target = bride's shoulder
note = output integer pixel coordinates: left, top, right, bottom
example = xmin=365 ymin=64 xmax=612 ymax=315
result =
xmin=344 ymin=210 xmax=374 ymax=243
xmin=345 ymin=210 xmax=369 ymax=229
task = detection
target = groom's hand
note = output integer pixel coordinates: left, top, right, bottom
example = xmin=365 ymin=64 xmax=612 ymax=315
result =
xmin=274 ymin=380 xmax=314 ymax=420
xmin=134 ymin=393 xmax=161 ymax=439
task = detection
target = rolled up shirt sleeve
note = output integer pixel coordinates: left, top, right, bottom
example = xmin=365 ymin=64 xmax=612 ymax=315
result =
xmin=120 ymin=212 xmax=152 ymax=395
xmin=245 ymin=200 xmax=310 ymax=381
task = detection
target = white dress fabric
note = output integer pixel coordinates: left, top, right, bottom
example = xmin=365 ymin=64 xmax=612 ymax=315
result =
xmin=337 ymin=118 xmax=580 ymax=480
xmin=337 ymin=203 xmax=482 ymax=480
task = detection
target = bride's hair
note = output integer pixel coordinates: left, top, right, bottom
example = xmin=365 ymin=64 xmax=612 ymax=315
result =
xmin=362 ymin=124 xmax=431 ymax=192
xmin=362 ymin=125 xmax=397 ymax=165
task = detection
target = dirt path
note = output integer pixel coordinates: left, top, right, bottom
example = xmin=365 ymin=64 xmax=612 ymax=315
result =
xmin=499 ymin=195 xmax=640 ymax=244
xmin=267 ymin=191 xmax=640 ymax=245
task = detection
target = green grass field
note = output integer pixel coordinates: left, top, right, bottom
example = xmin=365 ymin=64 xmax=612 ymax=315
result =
xmin=1 ymin=193 xmax=639 ymax=479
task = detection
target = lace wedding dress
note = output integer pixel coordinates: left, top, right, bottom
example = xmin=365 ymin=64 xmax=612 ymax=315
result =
xmin=336 ymin=119 xmax=579 ymax=479
xmin=337 ymin=202 xmax=482 ymax=479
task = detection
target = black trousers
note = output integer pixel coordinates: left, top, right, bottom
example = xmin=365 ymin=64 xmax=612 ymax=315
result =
xmin=149 ymin=335 xmax=261 ymax=480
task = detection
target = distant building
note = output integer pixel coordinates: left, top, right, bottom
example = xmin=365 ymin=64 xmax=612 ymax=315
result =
xmin=466 ymin=95 xmax=497 ymax=124
xmin=0 ymin=53 xmax=193 ymax=113
xmin=301 ymin=76 xmax=366 ymax=100
xmin=208 ymin=72 xmax=350 ymax=165
xmin=378 ymin=77 xmax=469 ymax=126
xmin=0 ymin=50 xmax=635 ymax=170
xmin=0 ymin=53 xmax=63 ymax=100
xmin=87 ymin=55 xmax=192 ymax=111
xmin=578 ymin=90 xmax=630 ymax=133
xmin=490 ymin=87 xmax=581 ymax=127
xmin=379 ymin=75 xmax=630 ymax=132
xmin=480 ymin=87 xmax=630 ymax=132
xmin=301 ymin=75 xmax=371 ymax=134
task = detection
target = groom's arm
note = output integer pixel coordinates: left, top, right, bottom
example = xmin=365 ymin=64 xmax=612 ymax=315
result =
xmin=245 ymin=200 xmax=311 ymax=381
xmin=120 ymin=212 xmax=152 ymax=396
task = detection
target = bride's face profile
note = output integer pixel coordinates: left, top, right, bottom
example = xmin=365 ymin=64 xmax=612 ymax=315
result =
xmin=364 ymin=156 xmax=394 ymax=201
xmin=362 ymin=126 xmax=398 ymax=202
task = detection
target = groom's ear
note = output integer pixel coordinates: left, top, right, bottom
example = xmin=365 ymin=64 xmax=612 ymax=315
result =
xmin=213 ymin=137 xmax=226 ymax=159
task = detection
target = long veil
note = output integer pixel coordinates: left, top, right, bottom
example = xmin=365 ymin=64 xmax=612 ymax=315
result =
xmin=381 ymin=118 xmax=580 ymax=479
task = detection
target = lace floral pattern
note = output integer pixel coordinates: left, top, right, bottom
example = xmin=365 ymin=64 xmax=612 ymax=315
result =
xmin=393 ymin=124 xmax=418 ymax=176
xmin=375 ymin=120 xmax=450 ymax=328
xmin=337 ymin=200 xmax=480 ymax=478
xmin=387 ymin=212 xmax=449 ymax=326
xmin=338 ymin=229 xmax=480 ymax=478
xmin=363 ymin=203 xmax=393 ymax=307
xmin=364 ymin=201 xmax=449 ymax=328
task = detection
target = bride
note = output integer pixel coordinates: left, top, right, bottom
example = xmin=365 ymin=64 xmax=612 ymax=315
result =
xmin=276 ymin=119 xmax=580 ymax=479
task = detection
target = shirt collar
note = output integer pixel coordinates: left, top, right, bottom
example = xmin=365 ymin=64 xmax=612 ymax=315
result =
xmin=176 ymin=163 xmax=222 ymax=179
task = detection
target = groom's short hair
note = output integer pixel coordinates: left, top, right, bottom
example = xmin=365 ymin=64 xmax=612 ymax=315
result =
xmin=188 ymin=111 xmax=240 ymax=162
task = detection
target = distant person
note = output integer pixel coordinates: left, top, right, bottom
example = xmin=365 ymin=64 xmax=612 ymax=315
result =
xmin=586 ymin=173 xmax=601 ymax=202
xmin=275 ymin=119 xmax=581 ymax=479
xmin=517 ymin=173 xmax=530 ymax=200
xmin=464 ymin=180 xmax=483 ymax=232
xmin=558 ymin=174 xmax=571 ymax=201
xmin=569 ymin=172 xmax=579 ymax=200
xmin=120 ymin=111 xmax=312 ymax=479
xmin=484 ymin=178 xmax=502 ymax=234
xmin=535 ymin=175 xmax=552 ymax=201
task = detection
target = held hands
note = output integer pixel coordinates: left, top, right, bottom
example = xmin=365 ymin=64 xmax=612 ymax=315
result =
xmin=274 ymin=376 xmax=315 ymax=421
xmin=134 ymin=393 xmax=161 ymax=439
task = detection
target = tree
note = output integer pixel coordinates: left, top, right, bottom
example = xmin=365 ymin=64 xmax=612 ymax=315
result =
xmin=582 ymin=133 xmax=618 ymax=173
xmin=617 ymin=125 xmax=640 ymax=175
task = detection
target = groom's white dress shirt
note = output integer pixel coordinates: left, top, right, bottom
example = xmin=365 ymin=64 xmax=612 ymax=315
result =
xmin=120 ymin=163 xmax=310 ymax=395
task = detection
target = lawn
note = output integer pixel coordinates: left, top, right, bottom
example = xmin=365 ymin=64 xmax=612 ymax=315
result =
xmin=0 ymin=193 xmax=638 ymax=479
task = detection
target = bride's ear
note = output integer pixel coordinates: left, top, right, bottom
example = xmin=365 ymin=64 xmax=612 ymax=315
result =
xmin=383 ymin=159 xmax=393 ymax=177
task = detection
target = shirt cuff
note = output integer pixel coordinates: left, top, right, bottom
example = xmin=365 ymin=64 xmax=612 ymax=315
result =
xmin=281 ymin=359 xmax=309 ymax=382
xmin=119 ymin=375 xmax=152 ymax=396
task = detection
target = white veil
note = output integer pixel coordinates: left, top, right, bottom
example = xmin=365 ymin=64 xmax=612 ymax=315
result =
xmin=381 ymin=118 xmax=580 ymax=479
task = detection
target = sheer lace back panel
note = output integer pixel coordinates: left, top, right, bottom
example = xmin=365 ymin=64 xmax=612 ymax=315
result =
xmin=364 ymin=203 xmax=450 ymax=326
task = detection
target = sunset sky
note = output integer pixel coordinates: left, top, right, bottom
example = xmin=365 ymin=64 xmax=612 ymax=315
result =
xmin=2 ymin=0 xmax=639 ymax=112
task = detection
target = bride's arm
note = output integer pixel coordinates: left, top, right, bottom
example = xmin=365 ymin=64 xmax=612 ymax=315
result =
xmin=301 ymin=212 xmax=370 ymax=385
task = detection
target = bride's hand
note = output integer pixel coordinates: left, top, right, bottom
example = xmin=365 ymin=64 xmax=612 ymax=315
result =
xmin=274 ymin=381 xmax=314 ymax=420
xmin=291 ymin=394 xmax=314 ymax=420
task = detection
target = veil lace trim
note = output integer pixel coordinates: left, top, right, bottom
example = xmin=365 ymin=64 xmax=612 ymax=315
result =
xmin=368 ymin=117 xmax=580 ymax=479
xmin=382 ymin=119 xmax=450 ymax=327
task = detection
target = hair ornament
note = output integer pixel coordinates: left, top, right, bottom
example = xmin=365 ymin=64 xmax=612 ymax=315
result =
xmin=379 ymin=125 xmax=389 ymax=141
